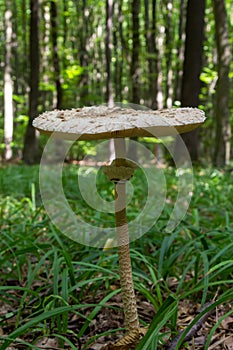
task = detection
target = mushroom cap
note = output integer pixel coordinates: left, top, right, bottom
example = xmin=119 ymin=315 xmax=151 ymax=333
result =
xmin=33 ymin=106 xmax=205 ymax=140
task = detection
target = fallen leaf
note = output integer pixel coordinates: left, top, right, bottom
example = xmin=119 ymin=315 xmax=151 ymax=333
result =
xmin=34 ymin=337 xmax=59 ymax=348
xmin=225 ymin=336 xmax=233 ymax=350
xmin=221 ymin=316 xmax=233 ymax=330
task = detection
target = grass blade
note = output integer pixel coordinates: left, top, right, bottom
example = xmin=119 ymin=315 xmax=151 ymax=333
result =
xmin=136 ymin=295 xmax=177 ymax=350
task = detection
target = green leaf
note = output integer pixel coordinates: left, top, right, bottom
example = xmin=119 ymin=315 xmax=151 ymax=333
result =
xmin=136 ymin=295 xmax=177 ymax=349
xmin=64 ymin=65 xmax=83 ymax=79
xmin=0 ymin=304 xmax=105 ymax=349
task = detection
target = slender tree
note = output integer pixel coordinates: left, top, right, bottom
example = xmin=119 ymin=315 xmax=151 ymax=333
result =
xmin=175 ymin=0 xmax=205 ymax=161
xmin=174 ymin=0 xmax=186 ymax=102
xmin=144 ymin=0 xmax=158 ymax=109
xmin=62 ymin=0 xmax=68 ymax=45
xmin=128 ymin=0 xmax=141 ymax=161
xmin=113 ymin=1 xmax=123 ymax=101
xmin=4 ymin=0 xmax=14 ymax=161
xmin=41 ymin=4 xmax=51 ymax=111
xmin=50 ymin=0 xmax=63 ymax=109
xmin=78 ymin=0 xmax=89 ymax=106
xmin=12 ymin=0 xmax=19 ymax=102
xmin=212 ymin=0 xmax=231 ymax=166
xmin=21 ymin=0 xmax=28 ymax=89
xmin=131 ymin=0 xmax=140 ymax=104
xmin=106 ymin=0 xmax=114 ymax=106
xmin=164 ymin=0 xmax=173 ymax=108
xmin=156 ymin=1 xmax=164 ymax=109
xmin=23 ymin=0 xmax=40 ymax=164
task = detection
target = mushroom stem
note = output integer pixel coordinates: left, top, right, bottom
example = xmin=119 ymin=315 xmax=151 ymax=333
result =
xmin=114 ymin=138 xmax=139 ymax=332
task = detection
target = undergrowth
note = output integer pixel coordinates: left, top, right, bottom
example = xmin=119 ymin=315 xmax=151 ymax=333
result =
xmin=0 ymin=164 xmax=232 ymax=349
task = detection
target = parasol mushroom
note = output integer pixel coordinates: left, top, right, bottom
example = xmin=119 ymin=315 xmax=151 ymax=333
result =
xmin=33 ymin=105 xmax=205 ymax=337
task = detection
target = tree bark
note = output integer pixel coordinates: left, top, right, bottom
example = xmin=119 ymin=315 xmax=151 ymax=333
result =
xmin=212 ymin=0 xmax=231 ymax=166
xmin=4 ymin=0 xmax=14 ymax=161
xmin=175 ymin=0 xmax=205 ymax=162
xmin=23 ymin=0 xmax=39 ymax=164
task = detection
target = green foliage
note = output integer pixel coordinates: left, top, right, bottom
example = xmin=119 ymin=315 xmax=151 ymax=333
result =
xmin=0 ymin=165 xmax=233 ymax=348
xmin=64 ymin=64 xmax=83 ymax=80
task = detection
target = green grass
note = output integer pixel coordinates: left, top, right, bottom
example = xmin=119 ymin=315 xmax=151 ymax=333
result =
xmin=0 ymin=164 xmax=233 ymax=349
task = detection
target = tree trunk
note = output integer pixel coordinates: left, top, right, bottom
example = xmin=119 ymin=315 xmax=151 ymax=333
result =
xmin=50 ymin=0 xmax=63 ymax=109
xmin=113 ymin=1 xmax=123 ymax=102
xmin=62 ymin=0 xmax=68 ymax=46
xmin=128 ymin=0 xmax=141 ymax=160
xmin=12 ymin=0 xmax=19 ymax=106
xmin=175 ymin=0 xmax=205 ymax=162
xmin=106 ymin=0 xmax=114 ymax=106
xmin=41 ymin=4 xmax=51 ymax=111
xmin=131 ymin=0 xmax=140 ymax=104
xmin=78 ymin=0 xmax=89 ymax=106
xmin=156 ymin=7 xmax=164 ymax=109
xmin=23 ymin=0 xmax=39 ymax=164
xmin=174 ymin=0 xmax=186 ymax=102
xmin=164 ymin=0 xmax=173 ymax=108
xmin=4 ymin=0 xmax=14 ymax=161
xmin=144 ymin=0 xmax=158 ymax=109
xmin=212 ymin=0 xmax=231 ymax=166
xmin=21 ymin=0 xmax=29 ymax=99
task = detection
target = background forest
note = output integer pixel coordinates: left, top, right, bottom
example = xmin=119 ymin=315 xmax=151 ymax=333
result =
xmin=1 ymin=0 xmax=233 ymax=349
xmin=1 ymin=0 xmax=233 ymax=165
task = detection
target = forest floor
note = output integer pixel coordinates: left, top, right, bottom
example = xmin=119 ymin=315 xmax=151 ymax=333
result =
xmin=1 ymin=301 xmax=233 ymax=350
xmin=74 ymin=293 xmax=233 ymax=350
xmin=1 ymin=164 xmax=233 ymax=349
xmin=71 ymin=297 xmax=233 ymax=349
xmin=1 ymin=286 xmax=233 ymax=349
